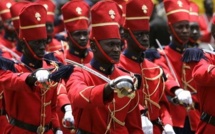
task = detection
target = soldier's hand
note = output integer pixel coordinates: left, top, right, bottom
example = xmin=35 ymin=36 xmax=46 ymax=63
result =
xmin=162 ymin=124 xmax=175 ymax=134
xmin=141 ymin=115 xmax=153 ymax=134
xmin=63 ymin=105 xmax=75 ymax=129
xmin=35 ymin=69 xmax=50 ymax=82
xmin=109 ymin=75 xmax=134 ymax=92
xmin=174 ymin=88 xmax=192 ymax=105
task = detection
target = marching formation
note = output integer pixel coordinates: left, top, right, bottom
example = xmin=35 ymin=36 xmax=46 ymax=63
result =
xmin=0 ymin=0 xmax=214 ymax=134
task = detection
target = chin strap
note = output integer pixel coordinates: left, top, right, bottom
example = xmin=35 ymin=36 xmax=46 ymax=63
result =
xmin=127 ymin=28 xmax=148 ymax=50
xmin=23 ymin=38 xmax=42 ymax=60
xmin=93 ymin=37 xmax=118 ymax=64
xmin=67 ymin=31 xmax=87 ymax=50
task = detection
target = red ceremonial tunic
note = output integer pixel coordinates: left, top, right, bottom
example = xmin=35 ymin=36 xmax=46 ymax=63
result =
xmin=192 ymin=59 xmax=215 ymax=134
xmin=153 ymin=45 xmax=200 ymax=131
xmin=1 ymin=58 xmax=69 ymax=133
xmin=119 ymin=54 xmax=172 ymax=134
xmin=66 ymin=63 xmax=143 ymax=134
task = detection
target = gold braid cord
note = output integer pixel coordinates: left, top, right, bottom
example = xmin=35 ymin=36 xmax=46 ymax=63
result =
xmin=182 ymin=63 xmax=197 ymax=93
xmin=140 ymin=64 xmax=165 ymax=119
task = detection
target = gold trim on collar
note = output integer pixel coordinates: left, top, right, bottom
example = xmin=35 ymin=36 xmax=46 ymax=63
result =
xmin=20 ymin=24 xmax=46 ymax=30
xmin=0 ymin=9 xmax=9 ymax=14
xmin=166 ymin=9 xmax=189 ymax=16
xmin=126 ymin=16 xmax=150 ymax=20
xmin=11 ymin=16 xmax=19 ymax=21
xmin=64 ymin=16 xmax=89 ymax=23
xmin=92 ymin=22 xmax=119 ymax=27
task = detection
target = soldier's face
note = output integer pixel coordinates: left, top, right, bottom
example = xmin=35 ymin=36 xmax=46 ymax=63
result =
xmin=98 ymin=39 xmax=121 ymax=63
xmin=189 ymin=22 xmax=200 ymax=42
xmin=172 ymin=20 xmax=190 ymax=43
xmin=69 ymin=30 xmax=89 ymax=48
xmin=25 ymin=39 xmax=47 ymax=58
xmin=132 ymin=30 xmax=150 ymax=48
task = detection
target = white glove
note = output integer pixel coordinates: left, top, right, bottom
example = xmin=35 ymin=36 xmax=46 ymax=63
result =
xmin=110 ymin=76 xmax=134 ymax=91
xmin=141 ymin=115 xmax=153 ymax=134
xmin=174 ymin=88 xmax=193 ymax=105
xmin=63 ymin=105 xmax=75 ymax=128
xmin=35 ymin=69 xmax=50 ymax=82
xmin=162 ymin=124 xmax=175 ymax=134
xmin=55 ymin=130 xmax=63 ymax=134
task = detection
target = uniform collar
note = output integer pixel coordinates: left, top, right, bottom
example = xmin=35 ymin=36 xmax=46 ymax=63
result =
xmin=169 ymin=42 xmax=186 ymax=53
xmin=69 ymin=48 xmax=89 ymax=58
xmin=21 ymin=55 xmax=42 ymax=69
xmin=90 ymin=58 xmax=114 ymax=75
xmin=123 ymin=49 xmax=144 ymax=63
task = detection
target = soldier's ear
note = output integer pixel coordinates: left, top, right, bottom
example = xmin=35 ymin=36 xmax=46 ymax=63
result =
xmin=90 ymin=40 xmax=97 ymax=52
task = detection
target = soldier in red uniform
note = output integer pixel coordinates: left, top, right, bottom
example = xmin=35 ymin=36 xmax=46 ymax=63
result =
xmin=1 ymin=3 xmax=74 ymax=134
xmin=10 ymin=1 xmax=31 ymax=58
xmin=66 ymin=1 xmax=143 ymax=133
xmin=0 ymin=0 xmax=17 ymax=50
xmin=36 ymin=0 xmax=64 ymax=52
xmin=118 ymin=0 xmax=174 ymax=134
xmin=181 ymin=14 xmax=215 ymax=134
xmin=187 ymin=1 xmax=201 ymax=48
xmin=61 ymin=0 xmax=92 ymax=64
xmin=0 ymin=2 xmax=22 ymax=133
xmin=150 ymin=0 xmax=199 ymax=133
xmin=112 ymin=0 xmax=130 ymax=51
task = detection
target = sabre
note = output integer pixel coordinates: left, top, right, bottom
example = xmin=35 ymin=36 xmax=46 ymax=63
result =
xmin=155 ymin=39 xmax=180 ymax=86
xmin=65 ymin=59 xmax=111 ymax=82
xmin=0 ymin=44 xmax=20 ymax=60
xmin=208 ymin=44 xmax=214 ymax=51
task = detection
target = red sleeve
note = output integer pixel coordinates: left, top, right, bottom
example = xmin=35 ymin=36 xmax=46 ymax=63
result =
xmin=193 ymin=59 xmax=215 ymax=84
xmin=54 ymin=50 xmax=66 ymax=65
xmin=0 ymin=70 xmax=30 ymax=91
xmin=57 ymin=82 xmax=71 ymax=110
xmin=66 ymin=68 xmax=108 ymax=108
